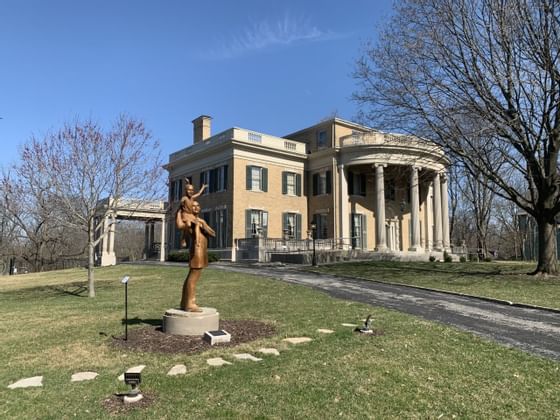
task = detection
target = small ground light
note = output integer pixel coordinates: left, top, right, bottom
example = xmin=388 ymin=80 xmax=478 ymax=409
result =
xmin=121 ymin=276 xmax=130 ymax=340
xmin=123 ymin=372 xmax=143 ymax=403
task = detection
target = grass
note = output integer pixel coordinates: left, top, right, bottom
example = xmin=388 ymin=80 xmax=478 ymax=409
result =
xmin=0 ymin=264 xmax=559 ymax=418
xmin=308 ymin=260 xmax=560 ymax=310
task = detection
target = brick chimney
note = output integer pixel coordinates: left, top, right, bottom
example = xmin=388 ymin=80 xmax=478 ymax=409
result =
xmin=192 ymin=115 xmax=212 ymax=144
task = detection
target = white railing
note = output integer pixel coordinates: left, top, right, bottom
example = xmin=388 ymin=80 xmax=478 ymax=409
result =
xmin=169 ymin=128 xmax=306 ymax=162
xmin=339 ymin=131 xmax=445 ymax=156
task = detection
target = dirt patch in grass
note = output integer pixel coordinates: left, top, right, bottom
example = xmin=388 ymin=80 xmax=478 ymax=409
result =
xmin=110 ymin=320 xmax=276 ymax=354
xmin=101 ymin=392 xmax=156 ymax=415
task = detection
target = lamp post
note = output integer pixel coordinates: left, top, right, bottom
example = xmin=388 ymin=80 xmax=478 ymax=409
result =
xmin=121 ymin=276 xmax=130 ymax=340
xmin=311 ymin=222 xmax=317 ymax=266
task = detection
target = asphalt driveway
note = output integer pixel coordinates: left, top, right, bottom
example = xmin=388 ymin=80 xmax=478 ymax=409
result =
xmin=211 ymin=262 xmax=560 ymax=361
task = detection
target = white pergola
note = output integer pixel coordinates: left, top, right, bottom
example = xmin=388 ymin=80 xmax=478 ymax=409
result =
xmin=95 ymin=198 xmax=168 ymax=266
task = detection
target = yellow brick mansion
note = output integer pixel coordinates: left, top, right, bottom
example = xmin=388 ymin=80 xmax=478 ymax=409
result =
xmin=164 ymin=115 xmax=451 ymax=262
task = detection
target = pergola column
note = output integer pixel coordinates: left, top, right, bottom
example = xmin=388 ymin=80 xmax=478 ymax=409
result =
xmin=433 ymin=172 xmax=443 ymax=251
xmin=441 ymin=173 xmax=451 ymax=251
xmin=374 ymin=164 xmax=387 ymax=252
xmin=338 ymin=164 xmax=350 ymax=247
xmin=100 ymin=214 xmax=116 ymax=266
xmin=144 ymin=223 xmax=150 ymax=258
xmin=409 ymin=166 xmax=422 ymax=252
xmin=160 ymin=216 xmax=167 ymax=261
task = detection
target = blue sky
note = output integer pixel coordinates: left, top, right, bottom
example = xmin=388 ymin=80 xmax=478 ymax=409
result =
xmin=0 ymin=0 xmax=394 ymax=169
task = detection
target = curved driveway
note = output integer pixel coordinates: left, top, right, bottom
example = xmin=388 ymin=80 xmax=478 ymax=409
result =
xmin=213 ymin=263 xmax=560 ymax=361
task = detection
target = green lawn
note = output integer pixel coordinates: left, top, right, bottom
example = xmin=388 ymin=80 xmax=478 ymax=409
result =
xmin=1 ymin=264 xmax=559 ymax=419
xmin=308 ymin=261 xmax=560 ymax=310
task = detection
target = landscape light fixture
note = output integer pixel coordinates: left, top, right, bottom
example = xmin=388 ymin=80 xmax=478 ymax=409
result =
xmin=355 ymin=314 xmax=374 ymax=334
xmin=310 ymin=222 xmax=317 ymax=266
xmin=122 ymin=372 xmax=143 ymax=403
xmin=121 ymin=276 xmax=130 ymax=340
xmin=124 ymin=372 xmax=141 ymax=394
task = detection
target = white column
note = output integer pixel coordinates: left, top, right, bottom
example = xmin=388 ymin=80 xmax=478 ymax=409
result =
xmin=441 ymin=173 xmax=451 ymax=251
xmin=100 ymin=214 xmax=116 ymax=266
xmin=375 ymin=164 xmax=387 ymax=252
xmin=433 ymin=172 xmax=443 ymax=251
xmin=426 ymin=182 xmax=434 ymax=251
xmin=144 ymin=223 xmax=150 ymax=259
xmin=409 ymin=166 xmax=422 ymax=252
xmin=338 ymin=164 xmax=350 ymax=248
xmin=102 ymin=216 xmax=109 ymax=254
xmin=108 ymin=216 xmax=116 ymax=254
xmin=160 ymin=216 xmax=166 ymax=261
xmin=149 ymin=222 xmax=155 ymax=253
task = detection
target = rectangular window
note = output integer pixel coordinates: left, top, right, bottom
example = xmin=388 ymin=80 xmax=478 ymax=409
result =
xmin=170 ymin=179 xmax=183 ymax=202
xmin=313 ymin=214 xmax=328 ymax=239
xmin=215 ymin=208 xmax=228 ymax=248
xmin=246 ymin=166 xmax=268 ymax=192
xmin=245 ymin=209 xmax=268 ymax=238
xmin=209 ymin=165 xmax=228 ymax=193
xmin=317 ymin=130 xmax=327 ymax=148
xmin=200 ymin=171 xmax=210 ymax=194
xmin=283 ymin=212 xmax=302 ymax=240
xmin=348 ymin=171 xmax=366 ymax=196
xmin=282 ymin=172 xmax=302 ymax=196
xmin=201 ymin=208 xmax=228 ymax=249
xmin=351 ymin=213 xmax=367 ymax=249
xmin=312 ymin=170 xmax=332 ymax=196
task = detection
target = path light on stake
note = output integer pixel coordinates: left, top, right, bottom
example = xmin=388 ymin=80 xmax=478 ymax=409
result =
xmin=121 ymin=276 xmax=130 ymax=340
xmin=355 ymin=314 xmax=374 ymax=334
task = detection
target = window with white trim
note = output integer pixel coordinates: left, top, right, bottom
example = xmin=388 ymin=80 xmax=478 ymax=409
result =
xmin=246 ymin=166 xmax=268 ymax=192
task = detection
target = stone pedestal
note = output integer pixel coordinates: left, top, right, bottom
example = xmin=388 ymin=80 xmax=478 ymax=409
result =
xmin=162 ymin=307 xmax=219 ymax=336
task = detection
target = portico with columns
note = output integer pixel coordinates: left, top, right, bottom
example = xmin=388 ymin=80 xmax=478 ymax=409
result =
xmin=332 ymin=131 xmax=451 ymax=256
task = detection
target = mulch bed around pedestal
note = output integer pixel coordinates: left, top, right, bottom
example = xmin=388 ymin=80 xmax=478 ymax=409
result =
xmin=110 ymin=320 xmax=276 ymax=354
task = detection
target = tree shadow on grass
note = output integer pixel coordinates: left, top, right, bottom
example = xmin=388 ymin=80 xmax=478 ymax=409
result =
xmin=48 ymin=284 xmax=89 ymax=297
xmin=347 ymin=261 xmax=506 ymax=276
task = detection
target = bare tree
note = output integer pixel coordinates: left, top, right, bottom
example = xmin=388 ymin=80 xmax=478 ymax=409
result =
xmin=354 ymin=0 xmax=560 ymax=274
xmin=4 ymin=115 xmax=164 ymax=295
xmin=459 ymin=165 xmax=495 ymax=259
xmin=2 ymin=163 xmax=69 ymax=272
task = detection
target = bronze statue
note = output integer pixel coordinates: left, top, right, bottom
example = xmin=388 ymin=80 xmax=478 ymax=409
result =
xmin=176 ymin=199 xmax=215 ymax=312
xmin=179 ymin=179 xmax=206 ymax=248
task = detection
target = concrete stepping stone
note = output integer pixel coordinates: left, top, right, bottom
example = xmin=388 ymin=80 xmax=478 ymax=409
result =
xmin=341 ymin=323 xmax=357 ymax=327
xmin=8 ymin=376 xmax=43 ymax=389
xmin=282 ymin=337 xmax=313 ymax=344
xmin=118 ymin=364 xmax=146 ymax=381
xmin=317 ymin=328 xmax=334 ymax=334
xmin=167 ymin=364 xmax=187 ymax=376
xmin=207 ymin=357 xmax=232 ymax=367
xmin=258 ymin=348 xmax=280 ymax=356
xmin=71 ymin=371 xmax=98 ymax=382
xmin=233 ymin=353 xmax=262 ymax=362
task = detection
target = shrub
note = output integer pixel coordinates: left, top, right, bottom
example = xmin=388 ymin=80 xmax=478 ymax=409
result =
xmin=443 ymin=251 xmax=453 ymax=263
xmin=168 ymin=250 xmax=220 ymax=263
xmin=459 ymin=256 xmax=467 ymax=263
xmin=168 ymin=250 xmax=189 ymax=262
xmin=484 ymin=256 xmax=493 ymax=262
xmin=429 ymin=255 xmax=436 ymax=262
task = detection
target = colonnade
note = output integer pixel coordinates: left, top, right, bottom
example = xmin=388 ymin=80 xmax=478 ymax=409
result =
xmin=95 ymin=214 xmax=167 ymax=267
xmin=337 ymin=164 xmax=450 ymax=253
